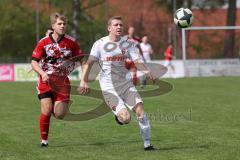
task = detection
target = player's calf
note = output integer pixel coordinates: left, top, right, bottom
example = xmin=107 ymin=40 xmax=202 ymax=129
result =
xmin=133 ymin=103 xmax=154 ymax=149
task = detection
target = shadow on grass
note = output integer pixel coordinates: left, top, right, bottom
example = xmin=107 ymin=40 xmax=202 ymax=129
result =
xmin=50 ymin=140 xmax=142 ymax=148
xmin=49 ymin=139 xmax=213 ymax=152
xmin=159 ymin=144 xmax=211 ymax=151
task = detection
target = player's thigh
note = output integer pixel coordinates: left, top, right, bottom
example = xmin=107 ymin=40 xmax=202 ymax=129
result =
xmin=40 ymin=98 xmax=53 ymax=115
xmin=52 ymin=81 xmax=70 ymax=114
xmin=102 ymin=90 xmax=126 ymax=115
xmin=123 ymin=86 xmax=143 ymax=111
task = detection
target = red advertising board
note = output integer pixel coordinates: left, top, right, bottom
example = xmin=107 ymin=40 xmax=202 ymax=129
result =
xmin=0 ymin=64 xmax=15 ymax=82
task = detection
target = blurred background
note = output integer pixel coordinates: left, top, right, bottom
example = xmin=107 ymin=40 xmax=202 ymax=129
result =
xmin=1 ymin=0 xmax=240 ymax=80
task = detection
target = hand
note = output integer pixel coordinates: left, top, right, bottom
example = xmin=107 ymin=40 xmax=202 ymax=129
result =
xmin=41 ymin=72 xmax=49 ymax=83
xmin=77 ymin=80 xmax=90 ymax=95
xmin=145 ymin=71 xmax=156 ymax=84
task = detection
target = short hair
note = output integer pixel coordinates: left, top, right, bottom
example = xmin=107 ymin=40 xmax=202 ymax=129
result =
xmin=47 ymin=27 xmax=53 ymax=31
xmin=107 ymin=16 xmax=122 ymax=26
xmin=50 ymin=12 xmax=67 ymax=24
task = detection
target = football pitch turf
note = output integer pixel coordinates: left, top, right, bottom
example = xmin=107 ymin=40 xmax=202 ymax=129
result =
xmin=0 ymin=77 xmax=240 ymax=160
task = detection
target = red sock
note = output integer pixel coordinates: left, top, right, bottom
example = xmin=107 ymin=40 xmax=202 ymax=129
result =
xmin=132 ymin=72 xmax=138 ymax=86
xmin=39 ymin=113 xmax=51 ymax=141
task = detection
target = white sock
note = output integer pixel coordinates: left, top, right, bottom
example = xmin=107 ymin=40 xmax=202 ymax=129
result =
xmin=138 ymin=113 xmax=151 ymax=148
xmin=41 ymin=140 xmax=48 ymax=144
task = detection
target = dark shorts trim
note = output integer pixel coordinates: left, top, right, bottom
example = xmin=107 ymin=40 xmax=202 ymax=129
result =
xmin=32 ymin=57 xmax=40 ymax=62
xmin=38 ymin=91 xmax=53 ymax=100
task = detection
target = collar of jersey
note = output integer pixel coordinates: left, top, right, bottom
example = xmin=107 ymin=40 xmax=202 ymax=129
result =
xmin=49 ymin=33 xmax=65 ymax=44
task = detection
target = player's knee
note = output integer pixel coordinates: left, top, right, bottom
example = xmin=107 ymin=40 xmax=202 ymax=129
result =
xmin=41 ymin=108 xmax=52 ymax=116
xmin=54 ymin=113 xmax=66 ymax=119
xmin=119 ymin=115 xmax=131 ymax=124
xmin=41 ymin=106 xmax=53 ymax=116
xmin=118 ymin=111 xmax=131 ymax=124
xmin=41 ymin=111 xmax=52 ymax=116
xmin=53 ymin=102 xmax=69 ymax=119
xmin=133 ymin=102 xmax=144 ymax=118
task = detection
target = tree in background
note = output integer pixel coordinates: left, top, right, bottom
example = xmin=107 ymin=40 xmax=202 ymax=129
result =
xmin=0 ymin=0 xmax=106 ymax=63
xmin=0 ymin=0 xmax=41 ymax=62
xmin=71 ymin=0 xmax=81 ymax=42
xmin=223 ymin=0 xmax=237 ymax=57
xmin=47 ymin=0 xmax=106 ymax=53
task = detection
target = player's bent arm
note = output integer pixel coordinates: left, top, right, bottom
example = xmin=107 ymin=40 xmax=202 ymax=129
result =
xmin=80 ymin=59 xmax=95 ymax=83
xmin=134 ymin=61 xmax=156 ymax=82
xmin=78 ymin=59 xmax=95 ymax=94
xmin=150 ymin=48 xmax=154 ymax=55
xmin=31 ymin=60 xmax=49 ymax=82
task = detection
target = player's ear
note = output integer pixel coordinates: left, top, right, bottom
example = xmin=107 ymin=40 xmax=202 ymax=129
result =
xmin=107 ymin=26 xmax=111 ymax=32
xmin=51 ymin=24 xmax=55 ymax=30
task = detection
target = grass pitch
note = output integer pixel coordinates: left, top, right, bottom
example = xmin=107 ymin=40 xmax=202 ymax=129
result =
xmin=0 ymin=77 xmax=240 ymax=160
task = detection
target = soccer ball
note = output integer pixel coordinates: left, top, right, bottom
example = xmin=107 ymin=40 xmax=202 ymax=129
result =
xmin=174 ymin=8 xmax=194 ymax=28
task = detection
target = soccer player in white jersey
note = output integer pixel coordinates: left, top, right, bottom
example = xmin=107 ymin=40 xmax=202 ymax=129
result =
xmin=140 ymin=36 xmax=154 ymax=62
xmin=78 ymin=16 xmax=156 ymax=151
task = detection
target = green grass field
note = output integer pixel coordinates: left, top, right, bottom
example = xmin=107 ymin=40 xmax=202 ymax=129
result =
xmin=1 ymin=77 xmax=240 ymax=160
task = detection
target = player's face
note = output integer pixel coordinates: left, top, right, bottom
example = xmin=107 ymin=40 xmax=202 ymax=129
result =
xmin=142 ymin=36 xmax=148 ymax=43
xmin=128 ymin=27 xmax=134 ymax=36
xmin=108 ymin=19 xmax=123 ymax=37
xmin=52 ymin=18 xmax=66 ymax=36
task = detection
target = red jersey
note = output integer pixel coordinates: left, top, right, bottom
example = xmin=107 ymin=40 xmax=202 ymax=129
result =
xmin=32 ymin=34 xmax=83 ymax=76
xmin=164 ymin=47 xmax=173 ymax=61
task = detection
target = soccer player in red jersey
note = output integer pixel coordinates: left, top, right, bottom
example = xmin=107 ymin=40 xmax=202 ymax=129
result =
xmin=164 ymin=43 xmax=175 ymax=77
xmin=124 ymin=26 xmax=144 ymax=86
xmin=31 ymin=12 xmax=84 ymax=147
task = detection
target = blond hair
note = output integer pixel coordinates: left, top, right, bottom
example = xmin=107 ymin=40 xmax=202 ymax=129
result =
xmin=50 ymin=12 xmax=67 ymax=24
xmin=107 ymin=16 xmax=122 ymax=26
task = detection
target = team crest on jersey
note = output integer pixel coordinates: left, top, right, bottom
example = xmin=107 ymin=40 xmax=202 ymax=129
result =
xmin=45 ymin=44 xmax=71 ymax=57
xmin=121 ymin=48 xmax=127 ymax=55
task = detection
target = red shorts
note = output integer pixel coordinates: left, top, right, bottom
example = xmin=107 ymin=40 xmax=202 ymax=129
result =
xmin=37 ymin=75 xmax=70 ymax=102
xmin=125 ymin=60 xmax=136 ymax=70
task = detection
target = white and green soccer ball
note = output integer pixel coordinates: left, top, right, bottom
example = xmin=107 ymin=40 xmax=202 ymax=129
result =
xmin=174 ymin=8 xmax=194 ymax=28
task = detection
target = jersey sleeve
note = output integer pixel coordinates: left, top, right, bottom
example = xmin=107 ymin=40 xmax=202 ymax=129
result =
xmin=72 ymin=41 xmax=84 ymax=57
xmin=32 ymin=40 xmax=45 ymax=62
xmin=89 ymin=40 xmax=100 ymax=61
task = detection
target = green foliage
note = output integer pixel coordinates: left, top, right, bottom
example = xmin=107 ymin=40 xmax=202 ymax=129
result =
xmin=0 ymin=1 xmax=35 ymax=61
xmin=78 ymin=20 xmax=106 ymax=53
xmin=0 ymin=0 xmax=106 ymax=62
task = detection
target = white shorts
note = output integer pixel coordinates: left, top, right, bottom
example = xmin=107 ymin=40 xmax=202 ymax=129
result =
xmin=164 ymin=60 xmax=172 ymax=67
xmin=102 ymin=86 xmax=143 ymax=115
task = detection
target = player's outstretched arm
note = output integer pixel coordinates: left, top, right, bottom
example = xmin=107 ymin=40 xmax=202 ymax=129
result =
xmin=134 ymin=61 xmax=156 ymax=83
xmin=31 ymin=60 xmax=49 ymax=83
xmin=78 ymin=59 xmax=95 ymax=95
